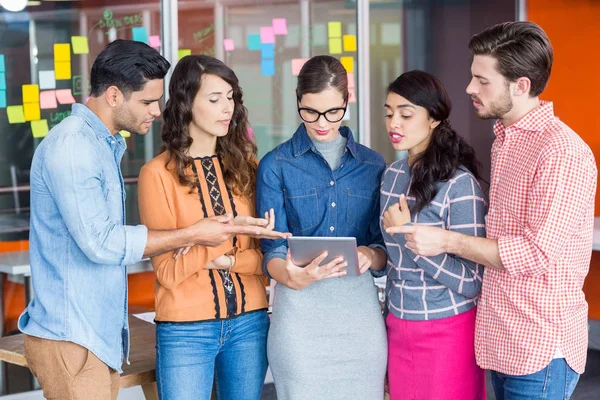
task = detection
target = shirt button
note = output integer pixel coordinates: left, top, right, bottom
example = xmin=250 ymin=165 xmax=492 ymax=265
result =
xmin=330 ymin=226 xmax=335 ymax=232
xmin=331 ymin=202 xmax=336 ymax=208
xmin=330 ymin=181 xmax=334 ymax=186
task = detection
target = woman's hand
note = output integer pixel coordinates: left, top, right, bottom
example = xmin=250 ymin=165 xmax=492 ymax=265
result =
xmin=285 ymin=250 xmax=347 ymax=290
xmin=357 ymin=246 xmax=375 ymax=274
xmin=234 ymin=208 xmax=291 ymax=240
xmin=204 ymin=254 xmax=235 ymax=270
xmin=383 ymin=194 xmax=411 ymax=231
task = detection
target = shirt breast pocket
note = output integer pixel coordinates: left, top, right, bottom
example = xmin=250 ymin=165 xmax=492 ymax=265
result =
xmin=104 ymin=179 xmax=123 ymax=214
xmin=284 ymin=188 xmax=319 ymax=232
xmin=346 ymin=188 xmax=377 ymax=229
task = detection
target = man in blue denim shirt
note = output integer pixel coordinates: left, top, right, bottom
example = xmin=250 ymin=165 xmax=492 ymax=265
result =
xmin=18 ymin=40 xmax=265 ymax=400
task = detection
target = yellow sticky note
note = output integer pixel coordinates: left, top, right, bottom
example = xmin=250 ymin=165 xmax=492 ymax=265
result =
xmin=328 ymin=22 xmax=342 ymax=38
xmin=343 ymin=35 xmax=357 ymax=52
xmin=7 ymin=105 xmax=25 ymax=124
xmin=71 ymin=36 xmax=89 ymax=55
xmin=24 ymin=102 xmax=41 ymax=121
xmin=329 ymin=38 xmax=342 ymax=55
xmin=119 ymin=130 xmax=131 ymax=138
xmin=54 ymin=43 xmax=71 ymax=62
xmin=22 ymin=84 xmax=40 ymax=103
xmin=55 ymin=61 xmax=71 ymax=80
xmin=340 ymin=56 xmax=354 ymax=73
xmin=31 ymin=120 xmax=49 ymax=138
xmin=178 ymin=49 xmax=191 ymax=60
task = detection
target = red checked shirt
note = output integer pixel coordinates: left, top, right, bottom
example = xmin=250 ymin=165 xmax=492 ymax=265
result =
xmin=475 ymin=101 xmax=597 ymax=375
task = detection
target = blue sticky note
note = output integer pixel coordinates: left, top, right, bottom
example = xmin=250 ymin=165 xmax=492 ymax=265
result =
xmin=261 ymin=43 xmax=275 ymax=59
xmin=0 ymin=72 xmax=5 ymax=90
xmin=261 ymin=59 xmax=275 ymax=76
xmin=248 ymin=34 xmax=261 ymax=51
xmin=0 ymin=54 xmax=4 ymax=72
xmin=132 ymin=27 xmax=149 ymax=44
xmin=0 ymin=90 xmax=6 ymax=108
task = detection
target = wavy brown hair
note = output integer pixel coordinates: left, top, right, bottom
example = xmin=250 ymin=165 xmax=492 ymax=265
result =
xmin=161 ymin=55 xmax=257 ymax=200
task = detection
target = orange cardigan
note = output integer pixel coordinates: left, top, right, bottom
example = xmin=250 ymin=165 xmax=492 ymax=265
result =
xmin=138 ymin=151 xmax=268 ymax=322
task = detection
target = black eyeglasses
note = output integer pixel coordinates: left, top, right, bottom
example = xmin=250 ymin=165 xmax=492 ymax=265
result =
xmin=297 ymin=105 xmax=347 ymax=123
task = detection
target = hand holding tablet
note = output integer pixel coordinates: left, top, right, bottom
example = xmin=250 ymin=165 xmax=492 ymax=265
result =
xmin=288 ymin=236 xmax=361 ymax=277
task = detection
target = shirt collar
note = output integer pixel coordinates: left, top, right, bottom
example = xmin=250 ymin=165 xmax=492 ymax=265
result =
xmin=493 ymin=101 xmax=554 ymax=139
xmin=70 ymin=103 xmax=115 ymax=142
xmin=291 ymin=123 xmax=361 ymax=159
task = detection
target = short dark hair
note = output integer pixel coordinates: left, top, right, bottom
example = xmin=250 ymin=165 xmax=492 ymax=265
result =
xmin=90 ymin=40 xmax=170 ymax=97
xmin=468 ymin=21 xmax=553 ymax=97
xmin=296 ymin=55 xmax=348 ymax=103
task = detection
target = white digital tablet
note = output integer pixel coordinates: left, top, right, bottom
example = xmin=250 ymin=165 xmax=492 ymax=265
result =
xmin=287 ymin=236 xmax=361 ymax=277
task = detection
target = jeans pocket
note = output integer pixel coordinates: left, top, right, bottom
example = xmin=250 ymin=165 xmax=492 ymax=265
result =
xmin=564 ymin=365 xmax=580 ymax=399
xmin=346 ymin=188 xmax=377 ymax=229
xmin=284 ymin=188 xmax=319 ymax=232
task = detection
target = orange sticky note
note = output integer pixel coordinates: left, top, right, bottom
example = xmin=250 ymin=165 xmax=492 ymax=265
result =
xmin=343 ymin=35 xmax=357 ymax=52
xmin=22 ymin=84 xmax=40 ymax=103
xmin=54 ymin=43 xmax=71 ymax=62
xmin=31 ymin=120 xmax=49 ymax=138
xmin=55 ymin=61 xmax=71 ymax=80
xmin=340 ymin=57 xmax=354 ymax=73
xmin=24 ymin=102 xmax=41 ymax=121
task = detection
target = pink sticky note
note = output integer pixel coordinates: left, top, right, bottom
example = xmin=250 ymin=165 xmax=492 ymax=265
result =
xmin=223 ymin=39 xmax=235 ymax=52
xmin=292 ymin=58 xmax=309 ymax=76
xmin=272 ymin=18 xmax=288 ymax=35
xmin=40 ymin=90 xmax=58 ymax=109
xmin=349 ymin=87 xmax=356 ymax=103
xmin=260 ymin=27 xmax=275 ymax=44
xmin=347 ymin=72 xmax=355 ymax=89
xmin=56 ymin=89 xmax=76 ymax=105
xmin=149 ymin=35 xmax=161 ymax=48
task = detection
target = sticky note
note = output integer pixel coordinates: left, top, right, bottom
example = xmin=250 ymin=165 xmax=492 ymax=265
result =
xmin=7 ymin=105 xmax=25 ymax=124
xmin=260 ymin=27 xmax=275 ymax=44
xmin=55 ymin=61 xmax=71 ymax=80
xmin=39 ymin=70 xmax=56 ymax=90
xmin=291 ymin=58 xmax=308 ymax=76
xmin=55 ymin=89 xmax=76 ymax=105
xmin=261 ymin=59 xmax=275 ymax=76
xmin=24 ymin=102 xmax=41 ymax=121
xmin=248 ymin=34 xmax=261 ymax=51
xmin=31 ymin=120 xmax=49 ymax=138
xmin=261 ymin=43 xmax=275 ymax=59
xmin=343 ymin=35 xmax=356 ymax=52
xmin=71 ymin=36 xmax=89 ymax=54
xmin=22 ymin=84 xmax=40 ymax=103
xmin=54 ymin=44 xmax=71 ymax=62
xmin=272 ymin=18 xmax=288 ymax=35
xmin=328 ymin=22 xmax=342 ymax=38
xmin=329 ymin=38 xmax=342 ymax=54
xmin=149 ymin=35 xmax=161 ymax=48
xmin=178 ymin=49 xmax=191 ymax=60
xmin=0 ymin=90 xmax=6 ymax=108
xmin=40 ymin=90 xmax=58 ymax=109
xmin=340 ymin=56 xmax=354 ymax=73
xmin=312 ymin=24 xmax=327 ymax=46
xmin=224 ymin=39 xmax=235 ymax=52
xmin=132 ymin=27 xmax=149 ymax=44
xmin=349 ymin=87 xmax=356 ymax=103
xmin=347 ymin=72 xmax=355 ymax=89
xmin=0 ymin=54 xmax=4 ymax=72
xmin=119 ymin=130 xmax=131 ymax=138
xmin=0 ymin=72 xmax=5 ymax=90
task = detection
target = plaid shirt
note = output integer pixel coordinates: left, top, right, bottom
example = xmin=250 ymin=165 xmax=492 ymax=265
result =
xmin=475 ymin=101 xmax=597 ymax=375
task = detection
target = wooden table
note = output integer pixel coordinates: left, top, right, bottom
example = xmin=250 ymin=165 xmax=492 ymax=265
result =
xmin=0 ymin=315 xmax=158 ymax=399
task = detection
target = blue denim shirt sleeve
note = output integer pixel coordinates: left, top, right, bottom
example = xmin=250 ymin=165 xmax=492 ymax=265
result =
xmin=256 ymin=151 xmax=288 ymax=278
xmin=43 ymin=132 xmax=147 ymax=266
xmin=368 ymin=165 xmax=388 ymax=278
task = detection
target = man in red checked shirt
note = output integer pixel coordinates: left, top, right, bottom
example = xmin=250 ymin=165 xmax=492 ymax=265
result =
xmin=386 ymin=21 xmax=597 ymax=399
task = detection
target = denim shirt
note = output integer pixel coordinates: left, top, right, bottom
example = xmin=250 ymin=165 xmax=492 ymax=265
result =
xmin=256 ymin=124 xmax=386 ymax=277
xmin=18 ymin=103 xmax=148 ymax=373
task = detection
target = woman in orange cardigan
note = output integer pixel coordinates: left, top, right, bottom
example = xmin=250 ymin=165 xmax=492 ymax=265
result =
xmin=138 ymin=55 xmax=287 ymax=400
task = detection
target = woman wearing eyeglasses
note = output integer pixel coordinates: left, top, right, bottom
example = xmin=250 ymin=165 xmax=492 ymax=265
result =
xmin=256 ymin=55 xmax=388 ymax=399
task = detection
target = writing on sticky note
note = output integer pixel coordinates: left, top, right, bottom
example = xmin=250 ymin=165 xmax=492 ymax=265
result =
xmin=0 ymin=90 xmax=6 ymax=108
xmin=24 ymin=102 xmax=41 ymax=121
xmin=31 ymin=120 xmax=49 ymax=138
xmin=119 ymin=130 xmax=131 ymax=138
xmin=223 ymin=39 xmax=235 ymax=52
xmin=40 ymin=90 xmax=58 ymax=109
xmin=0 ymin=54 xmax=5 ymax=72
xmin=7 ymin=105 xmax=25 ymax=124
xmin=132 ymin=27 xmax=149 ymax=44
xmin=261 ymin=43 xmax=275 ymax=59
xmin=0 ymin=72 xmax=5 ymax=90
xmin=149 ymin=35 xmax=161 ymax=48
xmin=343 ymin=35 xmax=356 ymax=52
xmin=329 ymin=38 xmax=342 ymax=54
xmin=248 ymin=34 xmax=261 ymax=51
xmin=340 ymin=56 xmax=354 ymax=73
xmin=54 ymin=44 xmax=71 ymax=62
xmin=178 ymin=49 xmax=191 ymax=60
xmin=272 ymin=18 xmax=288 ymax=35
xmin=260 ymin=27 xmax=275 ymax=44
xmin=261 ymin=59 xmax=275 ymax=76
xmin=55 ymin=61 xmax=71 ymax=80
xmin=71 ymin=36 xmax=89 ymax=54
xmin=349 ymin=87 xmax=356 ymax=103
xmin=347 ymin=72 xmax=355 ymax=89
xmin=22 ymin=84 xmax=40 ymax=103
xmin=328 ymin=22 xmax=342 ymax=38
xmin=39 ymin=70 xmax=56 ymax=90
xmin=291 ymin=58 xmax=309 ymax=76
xmin=56 ymin=89 xmax=76 ymax=105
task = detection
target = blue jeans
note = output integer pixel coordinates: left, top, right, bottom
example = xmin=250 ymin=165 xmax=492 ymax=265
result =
xmin=156 ymin=310 xmax=269 ymax=400
xmin=491 ymin=358 xmax=580 ymax=400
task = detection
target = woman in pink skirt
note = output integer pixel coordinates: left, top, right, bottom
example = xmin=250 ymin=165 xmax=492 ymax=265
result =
xmin=380 ymin=70 xmax=487 ymax=400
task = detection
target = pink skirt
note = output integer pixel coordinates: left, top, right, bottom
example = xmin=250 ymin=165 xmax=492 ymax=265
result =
xmin=386 ymin=307 xmax=486 ymax=400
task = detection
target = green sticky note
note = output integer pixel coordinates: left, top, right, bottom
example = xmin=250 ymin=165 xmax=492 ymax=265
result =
xmin=31 ymin=119 xmax=49 ymax=138
xmin=247 ymin=34 xmax=261 ymax=51
xmin=132 ymin=27 xmax=149 ymax=44
xmin=0 ymin=54 xmax=5 ymax=72
xmin=71 ymin=36 xmax=89 ymax=54
xmin=328 ymin=21 xmax=342 ymax=38
xmin=178 ymin=49 xmax=191 ymax=60
xmin=7 ymin=105 xmax=25 ymax=124
xmin=329 ymin=38 xmax=342 ymax=55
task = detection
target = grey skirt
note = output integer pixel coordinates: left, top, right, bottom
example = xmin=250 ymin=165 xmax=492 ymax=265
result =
xmin=267 ymin=272 xmax=388 ymax=400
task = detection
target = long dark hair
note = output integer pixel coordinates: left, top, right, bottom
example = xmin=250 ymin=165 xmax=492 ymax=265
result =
xmin=296 ymin=55 xmax=348 ymax=103
xmin=387 ymin=70 xmax=483 ymax=213
xmin=161 ymin=55 xmax=257 ymax=200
